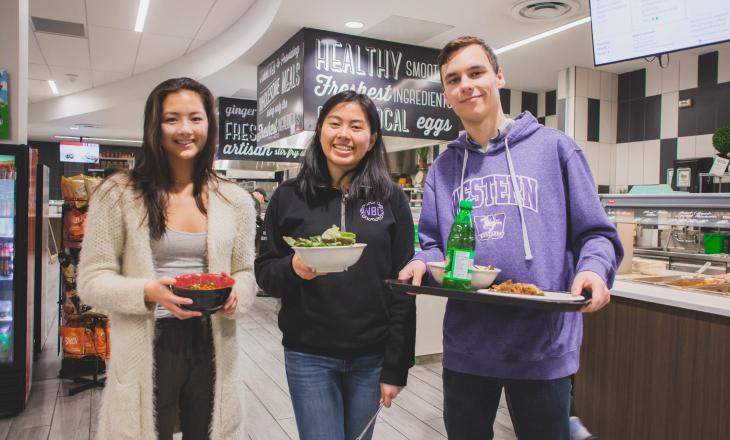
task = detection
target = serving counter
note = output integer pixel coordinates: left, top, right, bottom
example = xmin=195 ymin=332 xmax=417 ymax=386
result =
xmin=574 ymin=193 xmax=730 ymax=439
xmin=611 ymin=277 xmax=730 ymax=316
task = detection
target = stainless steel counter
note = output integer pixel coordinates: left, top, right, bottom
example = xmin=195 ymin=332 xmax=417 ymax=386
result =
xmin=611 ymin=277 xmax=730 ymax=318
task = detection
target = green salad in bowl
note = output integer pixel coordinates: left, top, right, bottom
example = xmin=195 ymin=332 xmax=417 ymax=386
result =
xmin=283 ymin=225 xmax=357 ymax=247
xmin=283 ymin=225 xmax=366 ymax=272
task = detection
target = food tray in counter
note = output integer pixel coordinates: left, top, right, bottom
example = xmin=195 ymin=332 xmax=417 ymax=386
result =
xmin=629 ymin=275 xmax=730 ymax=296
xmin=385 ymin=280 xmax=591 ymax=311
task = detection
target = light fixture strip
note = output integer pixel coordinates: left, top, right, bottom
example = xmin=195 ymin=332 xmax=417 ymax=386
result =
xmin=85 ymin=137 xmax=143 ymax=144
xmin=134 ymin=0 xmax=151 ymax=32
xmin=494 ymin=16 xmax=591 ymax=55
xmin=48 ymin=80 xmax=59 ymax=95
xmin=54 ymin=135 xmax=143 ymax=144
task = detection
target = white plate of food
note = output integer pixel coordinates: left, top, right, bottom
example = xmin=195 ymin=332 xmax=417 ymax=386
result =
xmin=476 ymin=289 xmax=585 ymax=302
xmin=477 ymin=280 xmax=584 ymax=302
xmin=386 ymin=279 xmax=590 ymax=311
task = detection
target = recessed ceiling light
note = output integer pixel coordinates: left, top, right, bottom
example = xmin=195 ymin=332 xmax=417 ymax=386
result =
xmin=345 ymin=21 xmax=364 ymax=29
xmin=134 ymin=0 xmax=150 ymax=32
xmin=48 ymin=80 xmax=59 ymax=95
xmin=69 ymin=126 xmax=79 ymax=130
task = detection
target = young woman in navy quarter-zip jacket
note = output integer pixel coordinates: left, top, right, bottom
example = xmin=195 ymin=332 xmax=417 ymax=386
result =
xmin=255 ymin=91 xmax=416 ymax=440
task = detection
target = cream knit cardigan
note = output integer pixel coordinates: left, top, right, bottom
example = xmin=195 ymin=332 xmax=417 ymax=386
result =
xmin=77 ymin=174 xmax=256 ymax=440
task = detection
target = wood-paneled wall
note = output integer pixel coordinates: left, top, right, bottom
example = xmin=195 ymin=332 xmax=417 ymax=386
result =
xmin=575 ymin=296 xmax=730 ymax=439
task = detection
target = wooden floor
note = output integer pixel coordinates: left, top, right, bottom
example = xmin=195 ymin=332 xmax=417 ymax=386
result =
xmin=0 ymin=296 xmax=516 ymax=439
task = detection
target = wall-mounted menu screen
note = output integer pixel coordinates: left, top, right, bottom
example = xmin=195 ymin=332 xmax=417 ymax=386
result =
xmin=590 ymin=0 xmax=730 ymax=66
xmin=59 ymin=141 xmax=100 ymax=164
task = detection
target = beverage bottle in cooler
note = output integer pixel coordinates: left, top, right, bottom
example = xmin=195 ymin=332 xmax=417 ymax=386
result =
xmin=3 ymin=193 xmax=11 ymax=217
xmin=0 ymin=323 xmax=11 ymax=362
xmin=7 ymin=242 xmax=12 ymax=277
xmin=0 ymin=244 xmax=8 ymax=277
xmin=443 ymin=200 xmax=476 ymax=291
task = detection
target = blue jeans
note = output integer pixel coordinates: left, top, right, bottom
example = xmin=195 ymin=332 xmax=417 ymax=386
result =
xmin=443 ymin=368 xmax=571 ymax=440
xmin=284 ymin=350 xmax=383 ymax=440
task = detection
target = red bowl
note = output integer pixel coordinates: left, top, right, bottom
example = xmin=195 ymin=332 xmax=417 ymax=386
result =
xmin=172 ymin=273 xmax=235 ymax=313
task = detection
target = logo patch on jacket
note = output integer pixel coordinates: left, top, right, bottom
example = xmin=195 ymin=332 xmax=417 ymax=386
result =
xmin=474 ymin=213 xmax=506 ymax=240
xmin=360 ymin=202 xmax=384 ymax=221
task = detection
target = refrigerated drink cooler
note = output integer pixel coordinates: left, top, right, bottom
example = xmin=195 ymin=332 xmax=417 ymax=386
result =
xmin=0 ymin=145 xmax=37 ymax=416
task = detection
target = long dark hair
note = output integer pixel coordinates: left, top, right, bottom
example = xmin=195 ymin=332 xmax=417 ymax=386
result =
xmin=296 ymin=91 xmax=392 ymax=201
xmin=130 ymin=77 xmax=220 ymax=240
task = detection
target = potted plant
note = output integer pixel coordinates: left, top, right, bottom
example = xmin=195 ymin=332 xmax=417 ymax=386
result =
xmin=416 ymin=147 xmax=430 ymax=170
xmin=712 ymin=126 xmax=730 ymax=158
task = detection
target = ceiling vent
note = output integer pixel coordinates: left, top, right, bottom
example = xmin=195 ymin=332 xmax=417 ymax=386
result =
xmin=363 ymin=15 xmax=454 ymax=45
xmin=31 ymin=16 xmax=86 ymax=38
xmin=72 ymin=123 xmax=99 ymax=129
xmin=510 ymin=0 xmax=580 ymax=22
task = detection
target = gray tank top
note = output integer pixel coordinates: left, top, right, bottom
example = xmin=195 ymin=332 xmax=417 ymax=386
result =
xmin=150 ymin=228 xmax=208 ymax=319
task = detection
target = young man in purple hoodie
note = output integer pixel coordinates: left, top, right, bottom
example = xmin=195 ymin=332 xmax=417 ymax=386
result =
xmin=399 ymin=37 xmax=623 ymax=439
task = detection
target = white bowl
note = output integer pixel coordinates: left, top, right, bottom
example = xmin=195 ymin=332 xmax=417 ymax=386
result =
xmin=426 ymin=261 xmax=501 ymax=289
xmin=293 ymin=243 xmax=367 ymax=272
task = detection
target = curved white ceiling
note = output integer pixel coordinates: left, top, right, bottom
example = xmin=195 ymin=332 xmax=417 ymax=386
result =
xmin=29 ymin=0 xmax=282 ymax=124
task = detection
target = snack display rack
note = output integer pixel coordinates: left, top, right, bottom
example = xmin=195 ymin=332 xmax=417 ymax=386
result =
xmin=58 ymin=173 xmax=108 ymax=395
xmin=96 ymin=152 xmax=134 ymax=171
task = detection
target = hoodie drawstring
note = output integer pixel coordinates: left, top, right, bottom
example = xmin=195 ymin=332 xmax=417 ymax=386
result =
xmin=458 ymin=137 xmax=533 ymax=261
xmin=503 ymin=137 xmax=533 ymax=261
xmin=460 ymin=149 xmax=469 ymax=202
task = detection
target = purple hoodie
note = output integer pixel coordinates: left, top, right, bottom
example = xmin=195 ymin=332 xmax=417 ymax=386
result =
xmin=415 ymin=112 xmax=623 ymax=380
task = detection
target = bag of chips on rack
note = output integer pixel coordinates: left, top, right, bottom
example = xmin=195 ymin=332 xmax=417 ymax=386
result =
xmin=63 ymin=207 xmax=87 ymax=243
xmin=83 ymin=174 xmax=103 ymax=198
xmin=90 ymin=321 xmax=110 ymax=359
xmin=61 ymin=298 xmax=78 ymax=317
xmin=60 ymin=314 xmax=111 ymax=359
xmin=61 ymin=174 xmax=88 ymax=202
xmin=59 ymin=324 xmax=85 ymax=358
xmin=62 ymin=263 xmax=76 ymax=285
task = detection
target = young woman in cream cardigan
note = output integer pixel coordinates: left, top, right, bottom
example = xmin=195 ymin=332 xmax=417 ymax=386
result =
xmin=78 ymin=77 xmax=256 ymax=440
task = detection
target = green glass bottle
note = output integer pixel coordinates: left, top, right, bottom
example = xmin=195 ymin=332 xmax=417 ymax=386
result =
xmin=443 ymin=200 xmax=475 ymax=291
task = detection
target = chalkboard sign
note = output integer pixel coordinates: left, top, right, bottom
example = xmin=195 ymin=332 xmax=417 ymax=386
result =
xmin=257 ymin=31 xmax=305 ymax=147
xmin=217 ymin=97 xmax=257 ymax=160
xmin=302 ymin=29 xmax=460 ymax=141
xmin=218 ymin=97 xmax=304 ymax=162
xmin=257 ymin=28 xmax=461 ymax=148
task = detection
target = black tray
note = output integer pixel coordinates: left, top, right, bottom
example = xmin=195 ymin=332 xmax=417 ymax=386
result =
xmin=386 ymin=280 xmax=591 ymax=311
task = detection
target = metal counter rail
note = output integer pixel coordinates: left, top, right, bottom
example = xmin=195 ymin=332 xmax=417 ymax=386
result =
xmin=633 ymin=248 xmax=730 ymax=271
